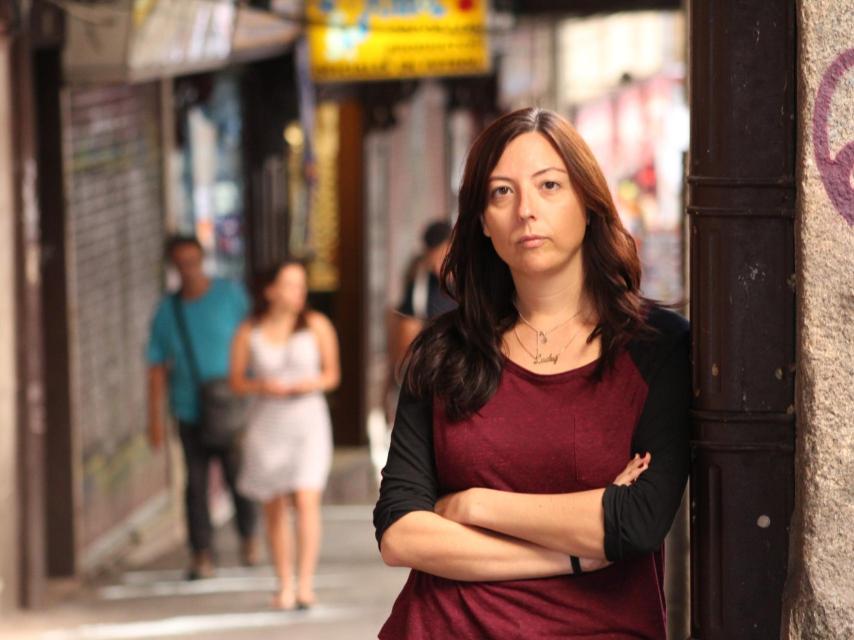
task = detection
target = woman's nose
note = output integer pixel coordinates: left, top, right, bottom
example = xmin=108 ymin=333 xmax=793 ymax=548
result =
xmin=517 ymin=187 xmax=535 ymax=221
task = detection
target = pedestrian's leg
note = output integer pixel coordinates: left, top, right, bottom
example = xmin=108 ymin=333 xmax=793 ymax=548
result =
xmin=220 ymin=443 xmax=259 ymax=565
xmin=264 ymin=495 xmax=295 ymax=609
xmin=294 ymin=489 xmax=323 ymax=607
xmin=178 ymin=423 xmax=214 ymax=578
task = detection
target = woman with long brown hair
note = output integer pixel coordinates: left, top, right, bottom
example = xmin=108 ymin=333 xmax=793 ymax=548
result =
xmin=373 ymin=108 xmax=690 ymax=639
xmin=230 ymin=260 xmax=340 ymax=610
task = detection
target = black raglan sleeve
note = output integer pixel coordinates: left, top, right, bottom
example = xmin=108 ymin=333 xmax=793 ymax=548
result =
xmin=373 ymin=387 xmax=438 ymax=548
xmin=602 ymin=317 xmax=691 ymax=561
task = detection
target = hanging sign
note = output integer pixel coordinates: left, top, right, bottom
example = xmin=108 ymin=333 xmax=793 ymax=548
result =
xmin=307 ymin=0 xmax=491 ymax=83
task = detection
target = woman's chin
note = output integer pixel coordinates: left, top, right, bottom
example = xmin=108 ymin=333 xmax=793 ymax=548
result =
xmin=508 ymin=254 xmax=577 ymax=279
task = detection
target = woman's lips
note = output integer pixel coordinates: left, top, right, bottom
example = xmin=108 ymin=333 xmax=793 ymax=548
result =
xmin=518 ymin=235 xmax=547 ymax=249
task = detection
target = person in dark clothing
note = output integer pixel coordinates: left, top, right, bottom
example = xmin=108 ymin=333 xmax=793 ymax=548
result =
xmin=397 ymin=221 xmax=457 ymax=320
xmin=390 ymin=221 xmax=457 ymax=372
xmin=385 ymin=221 xmax=457 ymax=424
xmin=373 ymin=108 xmax=691 ymax=639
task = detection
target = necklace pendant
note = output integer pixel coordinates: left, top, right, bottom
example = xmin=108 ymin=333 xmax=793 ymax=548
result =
xmin=539 ymin=331 xmax=548 ymax=344
xmin=533 ymin=352 xmax=559 ymax=365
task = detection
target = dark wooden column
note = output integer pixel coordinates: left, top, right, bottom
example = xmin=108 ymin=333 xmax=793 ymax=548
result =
xmin=34 ymin=45 xmax=75 ymax=579
xmin=334 ymin=98 xmax=367 ymax=446
xmin=240 ymin=54 xmax=298 ymax=276
xmin=688 ymin=1 xmax=796 ymax=638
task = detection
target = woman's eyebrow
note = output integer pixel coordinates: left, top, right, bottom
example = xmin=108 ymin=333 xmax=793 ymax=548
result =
xmin=488 ymin=166 xmax=568 ymax=182
xmin=531 ymin=166 xmax=568 ymax=177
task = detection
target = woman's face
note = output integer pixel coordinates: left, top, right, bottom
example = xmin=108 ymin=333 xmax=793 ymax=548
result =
xmin=266 ymin=264 xmax=308 ymax=312
xmin=482 ymin=132 xmax=588 ymax=277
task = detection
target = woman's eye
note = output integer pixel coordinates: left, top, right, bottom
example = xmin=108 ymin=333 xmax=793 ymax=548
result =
xmin=542 ymin=180 xmax=560 ymax=191
xmin=490 ymin=185 xmax=512 ymax=198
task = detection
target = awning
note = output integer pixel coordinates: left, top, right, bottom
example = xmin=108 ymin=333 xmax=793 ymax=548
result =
xmin=63 ymin=0 xmax=302 ymax=86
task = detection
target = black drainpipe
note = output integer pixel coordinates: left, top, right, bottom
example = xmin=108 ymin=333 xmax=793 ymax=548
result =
xmin=688 ymin=0 xmax=797 ymax=638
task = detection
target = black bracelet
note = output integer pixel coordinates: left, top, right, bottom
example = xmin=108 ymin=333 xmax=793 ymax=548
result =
xmin=570 ymin=555 xmax=582 ymax=574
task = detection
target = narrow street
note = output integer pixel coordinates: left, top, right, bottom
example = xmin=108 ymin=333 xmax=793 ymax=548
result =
xmin=1 ymin=506 xmax=407 ymax=640
xmin=2 ymin=0 xmax=850 ymax=636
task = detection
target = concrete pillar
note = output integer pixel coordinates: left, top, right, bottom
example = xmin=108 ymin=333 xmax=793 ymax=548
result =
xmin=782 ymin=1 xmax=854 ymax=637
xmin=0 ymin=37 xmax=20 ymax=613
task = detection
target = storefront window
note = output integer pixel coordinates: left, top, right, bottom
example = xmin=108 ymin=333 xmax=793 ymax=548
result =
xmin=173 ymin=72 xmax=246 ymax=279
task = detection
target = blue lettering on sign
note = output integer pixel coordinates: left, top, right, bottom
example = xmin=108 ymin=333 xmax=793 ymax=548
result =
xmin=318 ymin=0 xmax=448 ymax=18
xmin=366 ymin=0 xmax=446 ymax=17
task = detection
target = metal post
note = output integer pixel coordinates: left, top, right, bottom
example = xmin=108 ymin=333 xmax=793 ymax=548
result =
xmin=687 ymin=1 xmax=796 ymax=638
xmin=10 ymin=2 xmax=48 ymax=608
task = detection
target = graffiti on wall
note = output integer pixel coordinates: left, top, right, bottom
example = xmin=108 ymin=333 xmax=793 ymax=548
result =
xmin=813 ymin=48 xmax=854 ymax=226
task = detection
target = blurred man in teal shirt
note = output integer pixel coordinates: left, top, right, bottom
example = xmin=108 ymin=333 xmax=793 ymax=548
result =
xmin=147 ymin=236 xmax=258 ymax=579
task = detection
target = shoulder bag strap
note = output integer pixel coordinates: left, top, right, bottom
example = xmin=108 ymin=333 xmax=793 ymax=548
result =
xmin=171 ymin=293 xmax=202 ymax=388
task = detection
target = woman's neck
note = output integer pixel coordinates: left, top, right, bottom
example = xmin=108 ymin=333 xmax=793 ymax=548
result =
xmin=265 ymin=306 xmax=299 ymax=322
xmin=512 ymin=264 xmax=588 ymax=328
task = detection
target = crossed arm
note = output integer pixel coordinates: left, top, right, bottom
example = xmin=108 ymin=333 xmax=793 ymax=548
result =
xmin=380 ymin=455 xmax=649 ymax=582
xmin=432 ymin=461 xmax=646 ymax=558
xmin=374 ymin=388 xmax=653 ymax=582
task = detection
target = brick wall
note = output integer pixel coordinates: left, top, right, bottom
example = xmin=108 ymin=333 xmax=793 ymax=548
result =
xmin=62 ymin=83 xmax=169 ymax=554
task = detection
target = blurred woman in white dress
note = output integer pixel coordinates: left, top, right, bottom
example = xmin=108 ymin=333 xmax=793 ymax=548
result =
xmin=229 ymin=260 xmax=340 ymax=610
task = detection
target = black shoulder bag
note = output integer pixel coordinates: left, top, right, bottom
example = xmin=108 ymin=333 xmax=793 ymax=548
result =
xmin=172 ymin=294 xmax=248 ymax=449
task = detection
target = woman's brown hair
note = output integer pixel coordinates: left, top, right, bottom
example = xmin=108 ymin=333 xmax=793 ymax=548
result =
xmin=404 ymin=107 xmax=652 ymax=421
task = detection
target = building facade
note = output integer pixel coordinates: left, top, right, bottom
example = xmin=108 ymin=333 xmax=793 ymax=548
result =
xmin=782 ymin=1 xmax=854 ymax=637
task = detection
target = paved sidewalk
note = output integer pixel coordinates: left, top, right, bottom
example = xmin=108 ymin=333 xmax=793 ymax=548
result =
xmin=1 ymin=505 xmax=408 ymax=640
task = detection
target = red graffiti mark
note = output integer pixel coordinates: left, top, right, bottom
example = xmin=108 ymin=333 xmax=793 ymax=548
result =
xmin=814 ymin=48 xmax=854 ymax=226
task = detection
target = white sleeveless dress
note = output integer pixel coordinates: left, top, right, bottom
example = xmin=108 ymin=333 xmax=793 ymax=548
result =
xmin=237 ymin=327 xmax=333 ymax=501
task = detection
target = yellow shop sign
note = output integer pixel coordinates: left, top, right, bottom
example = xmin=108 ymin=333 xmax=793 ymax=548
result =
xmin=307 ymin=0 xmax=491 ymax=82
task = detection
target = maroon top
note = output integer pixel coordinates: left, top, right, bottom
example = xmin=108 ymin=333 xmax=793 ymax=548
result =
xmin=375 ymin=308 xmax=690 ymax=639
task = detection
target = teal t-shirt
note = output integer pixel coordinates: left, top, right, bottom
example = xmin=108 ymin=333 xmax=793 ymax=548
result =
xmin=146 ymin=278 xmax=250 ymax=424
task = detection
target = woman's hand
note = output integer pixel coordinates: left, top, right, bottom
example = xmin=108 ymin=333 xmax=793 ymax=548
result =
xmin=262 ymin=380 xmax=295 ymax=397
xmin=263 ymin=378 xmax=321 ymax=397
xmin=612 ymin=452 xmax=651 ymax=486
xmin=290 ymin=378 xmax=319 ymax=395
xmin=579 ymin=557 xmax=611 ymax=572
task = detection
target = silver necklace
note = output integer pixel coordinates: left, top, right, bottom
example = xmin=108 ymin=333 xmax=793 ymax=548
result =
xmin=515 ymin=304 xmax=584 ymax=345
xmin=513 ymin=322 xmax=585 ymax=366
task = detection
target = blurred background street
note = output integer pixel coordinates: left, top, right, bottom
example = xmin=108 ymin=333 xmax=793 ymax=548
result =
xmin=1 ymin=494 xmax=407 ymax=640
